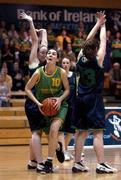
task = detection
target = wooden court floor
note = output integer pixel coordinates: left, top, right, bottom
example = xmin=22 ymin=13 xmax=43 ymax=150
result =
xmin=0 ymin=145 xmax=121 ymax=180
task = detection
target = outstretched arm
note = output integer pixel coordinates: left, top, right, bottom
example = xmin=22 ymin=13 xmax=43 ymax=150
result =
xmin=97 ymin=23 xmax=106 ymax=67
xmin=20 ymin=12 xmax=39 ymax=66
xmin=77 ymin=11 xmax=106 ymax=60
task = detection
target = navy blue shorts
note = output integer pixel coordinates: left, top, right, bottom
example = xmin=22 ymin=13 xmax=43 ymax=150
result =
xmin=25 ymin=98 xmax=50 ymax=133
xmin=71 ymin=94 xmax=105 ymax=131
xmin=60 ymin=106 xmax=75 ymax=134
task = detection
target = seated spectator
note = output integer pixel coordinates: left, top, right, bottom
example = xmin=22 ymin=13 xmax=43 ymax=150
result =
xmin=15 ymin=30 xmax=31 ymax=70
xmin=1 ymin=62 xmax=13 ymax=89
xmin=12 ymin=72 xmax=25 ymax=91
xmin=0 ymin=71 xmax=11 ymax=107
xmin=11 ymin=61 xmax=25 ymax=91
xmin=109 ymin=62 xmax=121 ymax=97
xmin=1 ymin=38 xmax=15 ymax=74
xmin=8 ymin=24 xmax=18 ymax=39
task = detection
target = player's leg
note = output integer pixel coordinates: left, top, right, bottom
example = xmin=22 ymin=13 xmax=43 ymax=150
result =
xmin=93 ymin=130 xmax=117 ymax=173
xmin=41 ymin=103 xmax=68 ymax=173
xmin=72 ymin=131 xmax=89 ymax=173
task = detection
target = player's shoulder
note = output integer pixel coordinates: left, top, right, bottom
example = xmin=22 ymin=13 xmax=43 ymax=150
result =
xmin=58 ymin=66 xmax=66 ymax=74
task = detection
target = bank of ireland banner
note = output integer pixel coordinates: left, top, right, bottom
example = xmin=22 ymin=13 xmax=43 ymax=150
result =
xmin=0 ymin=3 xmax=99 ymax=32
xmin=69 ymin=107 xmax=121 ymax=147
xmin=0 ymin=3 xmax=121 ymax=33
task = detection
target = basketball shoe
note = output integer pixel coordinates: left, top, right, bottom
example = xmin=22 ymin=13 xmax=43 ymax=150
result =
xmin=72 ymin=161 xmax=89 ymax=173
xmin=27 ymin=160 xmax=59 ymax=172
xmin=96 ymin=162 xmax=117 ymax=174
xmin=56 ymin=141 xmax=65 ymax=163
xmin=37 ymin=160 xmax=53 ymax=174
xmin=27 ymin=160 xmax=37 ymax=169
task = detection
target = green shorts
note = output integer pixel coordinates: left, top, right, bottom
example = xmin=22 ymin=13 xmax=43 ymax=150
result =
xmin=53 ymin=101 xmax=68 ymax=121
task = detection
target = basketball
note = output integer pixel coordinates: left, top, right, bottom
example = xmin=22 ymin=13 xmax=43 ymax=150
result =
xmin=41 ymin=97 xmax=58 ymax=116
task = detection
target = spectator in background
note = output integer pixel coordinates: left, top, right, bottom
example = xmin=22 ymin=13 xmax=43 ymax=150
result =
xmin=47 ymin=24 xmax=56 ymax=49
xmin=111 ymin=31 xmax=121 ymax=65
xmin=53 ymin=40 xmax=65 ymax=66
xmin=0 ymin=71 xmax=11 ymax=107
xmin=15 ymin=30 xmax=31 ymax=71
xmin=1 ymin=38 xmax=15 ymax=74
xmin=72 ymin=30 xmax=85 ymax=58
xmin=63 ymin=43 xmax=76 ymax=71
xmin=77 ymin=21 xmax=85 ymax=34
xmin=109 ymin=62 xmax=121 ymax=96
xmin=8 ymin=24 xmax=18 ymax=39
xmin=1 ymin=62 xmax=12 ymax=89
xmin=11 ymin=61 xmax=25 ymax=91
xmin=0 ymin=20 xmax=7 ymax=33
xmin=56 ymin=28 xmax=71 ymax=51
xmin=103 ymin=30 xmax=112 ymax=73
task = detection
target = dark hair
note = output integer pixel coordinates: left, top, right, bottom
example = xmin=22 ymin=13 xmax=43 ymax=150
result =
xmin=47 ymin=49 xmax=60 ymax=59
xmin=82 ymin=39 xmax=99 ymax=61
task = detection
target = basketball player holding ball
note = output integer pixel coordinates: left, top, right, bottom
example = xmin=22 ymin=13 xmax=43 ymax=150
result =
xmin=25 ymin=48 xmax=70 ymax=173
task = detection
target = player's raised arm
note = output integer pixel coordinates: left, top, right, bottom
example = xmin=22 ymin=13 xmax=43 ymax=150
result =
xmin=77 ymin=11 xmax=106 ymax=61
xmin=97 ymin=23 xmax=106 ymax=67
xmin=20 ymin=12 xmax=39 ymax=65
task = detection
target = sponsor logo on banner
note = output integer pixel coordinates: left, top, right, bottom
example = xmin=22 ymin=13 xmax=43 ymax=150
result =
xmin=105 ymin=111 xmax=121 ymax=142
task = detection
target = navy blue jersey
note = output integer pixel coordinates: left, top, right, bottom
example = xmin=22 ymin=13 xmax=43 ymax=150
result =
xmin=77 ymin=55 xmax=104 ymax=96
xmin=25 ymin=64 xmax=40 ymax=106
xmin=60 ymin=72 xmax=76 ymax=133
xmin=67 ymin=72 xmax=76 ymax=107
xmin=25 ymin=63 xmax=48 ymax=132
xmin=29 ymin=65 xmax=39 ymax=77
xmin=29 ymin=60 xmax=46 ymax=77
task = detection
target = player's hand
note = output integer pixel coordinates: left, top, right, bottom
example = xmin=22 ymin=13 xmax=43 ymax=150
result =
xmin=38 ymin=102 xmax=46 ymax=116
xmin=96 ymin=11 xmax=106 ymax=26
xmin=20 ymin=12 xmax=33 ymax=22
xmin=53 ymin=97 xmax=61 ymax=111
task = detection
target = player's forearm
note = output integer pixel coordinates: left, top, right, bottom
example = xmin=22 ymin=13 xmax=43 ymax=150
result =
xmin=40 ymin=29 xmax=48 ymax=48
xmin=25 ymin=88 xmax=40 ymax=106
xmin=59 ymin=89 xmax=70 ymax=102
xmin=86 ymin=22 xmax=100 ymax=42
xmin=29 ymin=20 xmax=38 ymax=42
xmin=100 ymin=24 xmax=106 ymax=47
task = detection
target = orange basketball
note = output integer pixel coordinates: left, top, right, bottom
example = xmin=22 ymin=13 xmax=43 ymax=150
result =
xmin=41 ymin=97 xmax=58 ymax=116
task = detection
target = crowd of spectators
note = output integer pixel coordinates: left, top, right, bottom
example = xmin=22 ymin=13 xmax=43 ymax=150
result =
xmin=0 ymin=20 xmax=121 ymax=107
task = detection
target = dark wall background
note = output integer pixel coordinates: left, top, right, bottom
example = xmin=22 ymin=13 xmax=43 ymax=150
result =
xmin=0 ymin=0 xmax=120 ymax=9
